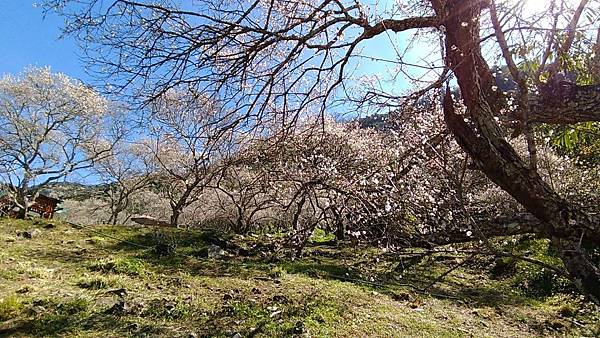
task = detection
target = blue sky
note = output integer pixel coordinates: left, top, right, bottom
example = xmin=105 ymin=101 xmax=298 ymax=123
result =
xmin=0 ymin=1 xmax=436 ymax=96
xmin=0 ymin=1 xmax=88 ymax=81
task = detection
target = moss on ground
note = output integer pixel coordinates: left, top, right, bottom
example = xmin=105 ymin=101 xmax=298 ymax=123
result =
xmin=0 ymin=217 xmax=598 ymax=337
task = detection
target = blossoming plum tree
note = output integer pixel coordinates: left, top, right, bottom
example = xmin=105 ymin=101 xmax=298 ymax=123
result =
xmin=0 ymin=67 xmax=118 ymax=218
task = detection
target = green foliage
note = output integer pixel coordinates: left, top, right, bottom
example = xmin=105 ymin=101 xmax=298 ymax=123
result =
xmin=309 ymin=227 xmax=335 ymax=243
xmin=536 ymin=34 xmax=600 ymax=166
xmin=506 ymin=29 xmax=600 ymax=168
xmin=268 ymin=265 xmax=287 ymax=278
xmin=541 ymin=122 xmax=600 ymax=167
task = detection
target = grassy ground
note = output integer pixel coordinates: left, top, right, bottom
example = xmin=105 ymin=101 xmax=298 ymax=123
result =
xmin=0 ymin=218 xmax=598 ymax=337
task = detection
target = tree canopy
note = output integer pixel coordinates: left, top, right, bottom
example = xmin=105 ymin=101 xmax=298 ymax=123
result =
xmin=0 ymin=67 xmax=118 ymax=217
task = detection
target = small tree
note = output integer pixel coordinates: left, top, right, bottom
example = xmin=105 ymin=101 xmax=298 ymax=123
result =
xmin=209 ymin=164 xmax=275 ymax=234
xmin=0 ymin=67 xmax=117 ymax=218
xmin=141 ymin=89 xmax=231 ymax=227
xmin=93 ymin=141 xmax=153 ymax=225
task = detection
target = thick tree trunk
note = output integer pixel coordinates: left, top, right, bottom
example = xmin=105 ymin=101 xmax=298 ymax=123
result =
xmin=432 ymin=0 xmax=600 ymax=302
xmin=527 ymin=82 xmax=600 ymax=124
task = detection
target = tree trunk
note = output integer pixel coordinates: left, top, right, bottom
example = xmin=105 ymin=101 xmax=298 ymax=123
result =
xmin=407 ymin=213 xmax=541 ymax=248
xmin=108 ymin=208 xmax=118 ymax=225
xmin=234 ymin=205 xmax=246 ymax=234
xmin=170 ymin=208 xmax=181 ymax=228
xmin=17 ymin=206 xmax=27 ymax=219
xmin=552 ymin=236 xmax=600 ymax=300
xmin=291 ymin=194 xmax=307 ymax=257
xmin=15 ymin=191 xmax=29 ymax=219
xmin=332 ymin=207 xmax=345 ymax=241
xmin=432 ymin=0 xmax=600 ymax=302
xmin=169 ymin=182 xmax=201 ymax=228
xmin=109 ymin=193 xmax=129 ymax=225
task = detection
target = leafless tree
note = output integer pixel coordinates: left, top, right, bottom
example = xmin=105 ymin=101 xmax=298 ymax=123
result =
xmin=209 ymin=162 xmax=275 ymax=234
xmin=93 ymin=141 xmax=153 ymax=225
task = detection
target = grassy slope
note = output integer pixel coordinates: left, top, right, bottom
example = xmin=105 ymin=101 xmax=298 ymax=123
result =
xmin=0 ymin=218 xmax=598 ymax=338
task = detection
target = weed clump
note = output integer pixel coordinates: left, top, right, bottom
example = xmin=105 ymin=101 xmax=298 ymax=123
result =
xmin=57 ymin=298 xmax=90 ymax=315
xmin=269 ymin=266 xmax=287 ymax=278
xmin=26 ymin=297 xmax=90 ymax=335
xmin=151 ymin=232 xmax=178 ymax=257
xmin=144 ymin=297 xmax=190 ymax=319
xmin=0 ymin=295 xmax=23 ymax=321
xmin=88 ymin=257 xmax=146 ymax=275
xmin=77 ymin=276 xmax=120 ymax=289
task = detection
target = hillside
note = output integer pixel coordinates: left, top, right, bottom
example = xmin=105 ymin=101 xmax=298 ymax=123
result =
xmin=0 ymin=218 xmax=598 ymax=337
xmin=40 ymin=182 xmax=104 ymax=201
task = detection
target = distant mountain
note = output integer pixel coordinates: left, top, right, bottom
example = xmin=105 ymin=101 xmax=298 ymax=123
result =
xmin=358 ymin=113 xmax=390 ymax=130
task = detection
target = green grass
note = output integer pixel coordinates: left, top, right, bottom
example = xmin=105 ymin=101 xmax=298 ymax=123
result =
xmin=0 ymin=217 xmax=598 ymax=337
xmin=88 ymin=256 xmax=147 ymax=275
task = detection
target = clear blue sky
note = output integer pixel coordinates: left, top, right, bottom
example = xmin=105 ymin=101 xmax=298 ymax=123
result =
xmin=0 ymin=1 xmax=88 ymax=82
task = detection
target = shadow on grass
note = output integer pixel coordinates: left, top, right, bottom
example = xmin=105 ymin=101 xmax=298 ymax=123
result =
xmin=0 ymin=281 xmax=349 ymax=338
xmin=34 ymin=225 xmax=558 ymax=313
xmin=0 ymin=300 xmax=169 ymax=337
xmin=112 ymin=229 xmax=543 ymax=306
xmin=107 ymin=228 xmax=216 ymax=252
xmin=1 ymin=313 xmax=170 ymax=337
